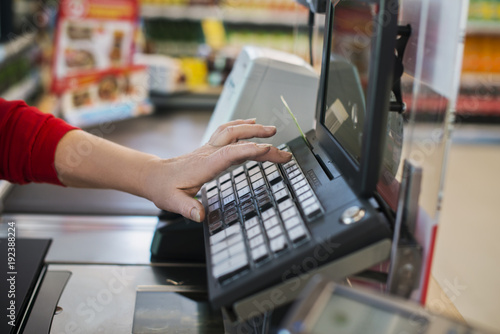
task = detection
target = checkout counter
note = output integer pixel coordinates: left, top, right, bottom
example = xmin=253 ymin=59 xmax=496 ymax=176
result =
xmin=0 ymin=109 xmax=236 ymax=333
xmin=0 ymin=0 xmax=496 ymax=333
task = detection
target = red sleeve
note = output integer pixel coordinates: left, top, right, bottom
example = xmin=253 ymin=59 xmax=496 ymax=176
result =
xmin=0 ymin=98 xmax=79 ymax=186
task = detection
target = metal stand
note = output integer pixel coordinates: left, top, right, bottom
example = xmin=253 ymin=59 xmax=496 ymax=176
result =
xmin=386 ymin=159 xmax=423 ymax=298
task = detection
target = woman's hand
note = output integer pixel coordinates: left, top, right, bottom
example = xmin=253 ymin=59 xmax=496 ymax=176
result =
xmin=140 ymin=119 xmax=292 ymax=222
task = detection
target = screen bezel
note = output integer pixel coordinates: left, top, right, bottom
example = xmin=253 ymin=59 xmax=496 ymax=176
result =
xmin=315 ymin=0 xmax=399 ymax=197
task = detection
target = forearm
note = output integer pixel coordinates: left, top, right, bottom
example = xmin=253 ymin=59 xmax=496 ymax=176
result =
xmin=54 ymin=129 xmax=156 ymax=199
xmin=53 ymin=120 xmax=291 ymax=222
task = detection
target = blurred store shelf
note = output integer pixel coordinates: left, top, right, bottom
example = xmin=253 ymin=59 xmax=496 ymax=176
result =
xmin=140 ymin=4 xmax=310 ymax=26
xmin=467 ymin=20 xmax=500 ymax=35
xmin=0 ymin=32 xmax=36 ymax=65
xmin=1 ymin=72 xmax=41 ymax=101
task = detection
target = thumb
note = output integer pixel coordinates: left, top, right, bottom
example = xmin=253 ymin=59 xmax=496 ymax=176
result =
xmin=170 ymin=191 xmax=205 ymax=223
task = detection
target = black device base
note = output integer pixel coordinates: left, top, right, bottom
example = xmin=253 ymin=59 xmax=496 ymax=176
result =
xmin=150 ymin=212 xmax=206 ymax=263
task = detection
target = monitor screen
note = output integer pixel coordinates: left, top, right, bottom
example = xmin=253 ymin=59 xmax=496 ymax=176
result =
xmin=311 ymin=294 xmax=429 ymax=334
xmin=321 ymin=1 xmax=376 ymax=164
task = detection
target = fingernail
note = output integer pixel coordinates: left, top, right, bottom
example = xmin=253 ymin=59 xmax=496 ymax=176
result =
xmin=190 ymin=207 xmax=201 ymax=222
xmin=264 ymin=126 xmax=276 ymax=132
xmin=257 ymin=143 xmax=273 ymax=148
xmin=247 ymin=118 xmax=257 ymax=122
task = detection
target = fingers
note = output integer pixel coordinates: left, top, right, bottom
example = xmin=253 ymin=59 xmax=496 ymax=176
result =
xmin=210 ymin=124 xmax=277 ymax=147
xmin=168 ymin=191 xmax=206 ymax=223
xmin=209 ymin=119 xmax=256 ymax=141
xmin=251 ymin=146 xmax=293 ymax=164
xmin=209 ymin=142 xmax=292 ymax=172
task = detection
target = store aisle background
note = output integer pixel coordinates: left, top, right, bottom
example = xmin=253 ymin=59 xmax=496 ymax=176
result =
xmin=432 ymin=123 xmax=500 ymax=332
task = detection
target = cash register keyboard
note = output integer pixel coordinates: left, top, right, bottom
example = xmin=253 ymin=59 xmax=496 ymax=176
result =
xmin=202 ymin=146 xmax=323 ymax=285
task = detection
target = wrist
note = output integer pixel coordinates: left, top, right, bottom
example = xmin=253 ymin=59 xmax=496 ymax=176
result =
xmin=138 ymin=156 xmax=170 ymax=204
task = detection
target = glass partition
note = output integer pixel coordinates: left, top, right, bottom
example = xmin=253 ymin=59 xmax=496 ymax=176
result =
xmin=392 ymin=0 xmax=469 ymax=303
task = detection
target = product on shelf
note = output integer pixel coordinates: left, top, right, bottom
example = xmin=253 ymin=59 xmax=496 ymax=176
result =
xmin=463 ymin=35 xmax=500 ymax=73
xmin=139 ymin=0 xmax=304 ymax=11
xmin=139 ymin=0 xmax=318 ymax=89
xmin=134 ymin=53 xmax=186 ymax=93
xmin=52 ymin=0 xmax=140 ymax=93
xmin=60 ymin=66 xmax=153 ymax=127
xmin=51 ymin=0 xmax=154 ymax=126
xmin=469 ymin=0 xmax=500 ymax=21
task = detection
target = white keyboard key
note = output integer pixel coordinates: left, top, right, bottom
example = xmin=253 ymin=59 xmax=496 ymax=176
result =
xmin=274 ymin=189 xmax=289 ymax=202
xmin=304 ymin=203 xmax=321 ymax=218
xmin=284 ymin=216 xmax=301 ymax=230
xmin=212 ymin=260 xmax=232 ymax=279
xmin=249 ymin=234 xmax=265 ymax=248
xmin=250 ymin=172 xmax=263 ymax=183
xmin=207 ymin=188 xmax=218 ymax=198
xmin=295 ymin=185 xmax=311 ymax=196
xmin=228 ymin=243 xmax=246 ymax=256
xmin=211 ymin=241 xmax=227 ymax=254
xmin=285 ymin=164 xmax=298 ymax=174
xmin=223 ymin=194 xmax=236 ymax=206
xmin=288 ymin=225 xmax=307 ymax=242
xmin=212 ymin=250 xmax=230 ymax=264
xmin=226 ymin=233 xmax=243 ymax=247
xmin=290 ymin=174 xmax=305 ymax=185
xmin=261 ymin=208 xmax=276 ymax=220
xmin=264 ymin=165 xmax=278 ymax=175
xmin=245 ymin=216 xmax=259 ymax=230
xmin=267 ymin=171 xmax=281 ymax=182
xmin=270 ymin=236 xmax=287 ymax=253
xmin=213 ymin=254 xmax=249 ymax=282
xmin=267 ymin=225 xmax=283 ymax=239
xmin=228 ymin=254 xmax=249 ymax=274
xmin=246 ymin=161 xmax=258 ymax=169
xmin=229 ymin=253 xmax=248 ymax=267
xmin=281 ymin=207 xmax=298 ymax=220
xmin=220 ymin=181 xmax=232 ymax=191
xmin=232 ymin=166 xmax=244 ymax=176
xmin=301 ymin=197 xmax=317 ymax=208
xmin=225 ymin=224 xmax=241 ymax=237
xmin=252 ymin=178 xmax=266 ymax=189
xmin=247 ymin=225 xmax=262 ymax=239
xmin=218 ymin=173 xmax=231 ymax=184
xmin=264 ymin=216 xmax=279 ymax=230
xmin=238 ymin=186 xmax=251 ymax=198
xmin=283 ymin=160 xmax=296 ymax=169
xmin=278 ymin=199 xmax=293 ymax=212
xmin=222 ymin=187 xmax=234 ymax=198
xmin=248 ymin=166 xmax=260 ymax=176
xmin=288 ymin=169 xmax=301 ymax=179
xmin=205 ymin=180 xmax=217 ymax=191
xmin=236 ymin=180 xmax=249 ymax=190
xmin=298 ymin=191 xmax=313 ymax=202
xmin=271 ymin=181 xmax=285 ymax=193
xmin=210 ymin=230 xmax=226 ymax=245
xmin=251 ymin=245 xmax=268 ymax=262
xmin=262 ymin=161 xmax=274 ymax=169
xmin=292 ymin=179 xmax=307 ymax=191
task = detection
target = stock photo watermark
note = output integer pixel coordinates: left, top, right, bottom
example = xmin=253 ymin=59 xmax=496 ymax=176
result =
xmin=5 ymin=221 xmax=17 ymax=328
xmin=58 ymin=266 xmax=134 ymax=334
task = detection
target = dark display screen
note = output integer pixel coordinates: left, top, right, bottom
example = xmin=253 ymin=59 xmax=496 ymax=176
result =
xmin=321 ymin=1 xmax=376 ymax=163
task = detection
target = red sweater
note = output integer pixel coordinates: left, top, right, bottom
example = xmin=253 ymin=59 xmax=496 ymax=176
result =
xmin=0 ymin=98 xmax=78 ymax=186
